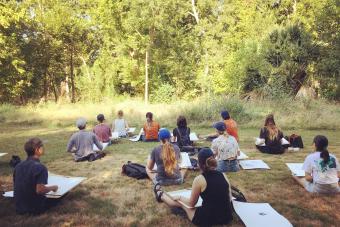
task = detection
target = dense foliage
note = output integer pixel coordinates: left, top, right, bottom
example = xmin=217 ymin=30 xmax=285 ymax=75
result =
xmin=0 ymin=0 xmax=339 ymax=103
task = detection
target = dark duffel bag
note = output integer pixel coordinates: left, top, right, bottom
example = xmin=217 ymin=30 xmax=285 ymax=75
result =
xmin=122 ymin=161 xmax=148 ymax=180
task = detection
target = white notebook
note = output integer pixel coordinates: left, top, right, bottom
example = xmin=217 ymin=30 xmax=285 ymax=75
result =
xmin=129 ymin=128 xmax=144 ymax=142
xmin=166 ymin=189 xmax=202 ymax=208
xmin=239 ymin=160 xmax=270 ymax=170
xmin=152 ymin=152 xmax=192 ymax=171
xmin=93 ymin=142 xmax=109 ymax=151
xmin=286 ymin=163 xmax=304 ymax=177
xmin=237 ymin=151 xmax=249 ymax=160
xmin=233 ymin=201 xmax=293 ymax=227
xmin=0 ymin=153 xmax=8 ymax=157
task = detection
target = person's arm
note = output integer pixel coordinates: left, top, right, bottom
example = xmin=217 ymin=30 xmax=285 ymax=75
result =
xmin=305 ymin=172 xmax=313 ymax=182
xmin=146 ymin=149 xmax=156 ymax=172
xmin=35 ymin=167 xmax=58 ymax=195
xmin=93 ymin=134 xmax=103 ymax=151
xmin=235 ymin=139 xmax=240 ymax=156
xmin=175 ymin=176 xmax=202 ymax=208
xmin=112 ymin=120 xmax=115 ymax=132
xmin=125 ymin=120 xmax=129 ymax=130
xmin=36 ymin=184 xmax=58 ymax=194
xmin=66 ymin=136 xmax=75 ymax=153
xmin=211 ymin=141 xmax=218 ymax=156
xmin=259 ymin=128 xmax=266 ymax=139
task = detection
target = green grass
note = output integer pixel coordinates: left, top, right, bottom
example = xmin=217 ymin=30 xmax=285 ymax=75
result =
xmin=0 ymin=122 xmax=339 ymax=227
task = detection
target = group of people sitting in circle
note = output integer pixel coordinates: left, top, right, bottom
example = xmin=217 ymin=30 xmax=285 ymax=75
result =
xmin=11 ymin=109 xmax=339 ymax=227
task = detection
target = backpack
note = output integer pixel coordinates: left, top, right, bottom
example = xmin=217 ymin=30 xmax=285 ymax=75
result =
xmin=289 ymin=134 xmax=304 ymax=148
xmin=231 ymin=185 xmax=246 ymax=202
xmin=121 ymin=161 xmax=148 ymax=179
xmin=9 ymin=155 xmax=21 ymax=168
xmin=175 ymin=128 xmax=192 ymax=147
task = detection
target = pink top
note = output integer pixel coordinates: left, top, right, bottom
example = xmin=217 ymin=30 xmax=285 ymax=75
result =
xmin=93 ymin=124 xmax=112 ymax=142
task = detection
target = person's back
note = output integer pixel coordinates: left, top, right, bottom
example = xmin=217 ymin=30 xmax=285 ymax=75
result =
xmin=198 ymin=170 xmax=233 ymax=225
xmin=303 ymin=151 xmax=340 ymax=188
xmin=14 ymin=158 xmax=47 ymax=214
xmin=173 ymin=127 xmax=191 ymax=147
xmin=114 ymin=118 xmax=127 ymax=136
xmin=224 ymin=118 xmax=239 ymax=141
xmin=144 ymin=121 xmax=160 ymax=140
xmin=67 ymin=130 xmax=99 ymax=160
xmin=93 ymin=123 xmax=111 ymax=142
xmin=260 ymin=127 xmax=283 ymax=147
xmin=151 ymin=143 xmax=182 ymax=182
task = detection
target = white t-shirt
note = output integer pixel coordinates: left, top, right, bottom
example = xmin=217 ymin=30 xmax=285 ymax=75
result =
xmin=211 ymin=135 xmax=239 ymax=161
xmin=302 ymin=152 xmax=340 ymax=184
xmin=113 ymin=119 xmax=127 ymax=136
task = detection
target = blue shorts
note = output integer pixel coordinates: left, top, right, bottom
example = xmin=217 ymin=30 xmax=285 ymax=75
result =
xmin=217 ymin=159 xmax=240 ymax=172
xmin=153 ymin=177 xmax=183 ymax=186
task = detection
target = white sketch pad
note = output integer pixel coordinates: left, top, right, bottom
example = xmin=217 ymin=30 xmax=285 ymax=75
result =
xmin=93 ymin=142 xmax=109 ymax=152
xmin=239 ymin=160 xmax=270 ymax=170
xmin=110 ymin=132 xmax=119 ymax=140
xmin=127 ymin=127 xmax=136 ymax=133
xmin=0 ymin=153 xmax=8 ymax=157
xmin=237 ymin=151 xmax=249 ymax=160
xmin=129 ymin=128 xmax=144 ymax=142
xmin=189 ymin=133 xmax=199 ymax=141
xmin=166 ymin=189 xmax=202 ymax=208
xmin=233 ymin=201 xmax=293 ymax=227
xmin=152 ymin=152 xmax=192 ymax=171
xmin=281 ymin=138 xmax=290 ymax=145
xmin=286 ymin=163 xmax=304 ymax=177
xmin=3 ymin=173 xmax=86 ymax=199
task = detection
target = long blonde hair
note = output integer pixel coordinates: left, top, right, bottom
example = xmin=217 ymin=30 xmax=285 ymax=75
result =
xmin=161 ymin=140 xmax=177 ymax=176
xmin=264 ymin=114 xmax=279 ymax=140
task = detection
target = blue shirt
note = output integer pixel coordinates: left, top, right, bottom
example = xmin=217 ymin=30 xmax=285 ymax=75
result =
xmin=13 ymin=157 xmax=48 ymax=214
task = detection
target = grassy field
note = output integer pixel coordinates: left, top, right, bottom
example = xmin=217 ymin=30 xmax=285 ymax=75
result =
xmin=0 ymin=121 xmax=339 ymax=227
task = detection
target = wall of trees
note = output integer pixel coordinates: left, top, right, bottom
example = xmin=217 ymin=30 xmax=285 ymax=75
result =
xmin=0 ymin=0 xmax=339 ymax=104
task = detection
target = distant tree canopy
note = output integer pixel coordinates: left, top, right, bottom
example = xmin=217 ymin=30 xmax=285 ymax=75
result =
xmin=0 ymin=0 xmax=339 ymax=104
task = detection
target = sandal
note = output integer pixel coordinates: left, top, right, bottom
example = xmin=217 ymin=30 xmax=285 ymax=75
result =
xmin=153 ymin=183 xmax=163 ymax=202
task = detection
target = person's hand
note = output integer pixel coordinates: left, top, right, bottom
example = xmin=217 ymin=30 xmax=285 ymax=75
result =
xmin=51 ymin=185 xmax=58 ymax=192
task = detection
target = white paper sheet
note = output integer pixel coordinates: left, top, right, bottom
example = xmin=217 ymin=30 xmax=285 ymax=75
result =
xmin=166 ymin=189 xmax=202 ymax=208
xmin=189 ymin=133 xmax=199 ymax=141
xmin=3 ymin=173 xmax=86 ymax=199
xmin=3 ymin=191 xmax=13 ymax=197
xmin=127 ymin=127 xmax=136 ymax=133
xmin=286 ymin=163 xmax=304 ymax=177
xmin=152 ymin=152 xmax=193 ymax=171
xmin=93 ymin=142 xmax=109 ymax=151
xmin=237 ymin=151 xmax=249 ymax=160
xmin=239 ymin=160 xmax=270 ymax=170
xmin=110 ymin=132 xmax=119 ymax=139
xmin=255 ymin=138 xmax=266 ymax=146
xmin=129 ymin=128 xmax=144 ymax=142
xmin=233 ymin=201 xmax=293 ymax=227
xmin=281 ymin=138 xmax=290 ymax=145
xmin=0 ymin=152 xmax=8 ymax=157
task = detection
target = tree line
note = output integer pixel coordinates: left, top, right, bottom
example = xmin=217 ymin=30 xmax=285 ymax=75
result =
xmin=0 ymin=0 xmax=339 ymax=104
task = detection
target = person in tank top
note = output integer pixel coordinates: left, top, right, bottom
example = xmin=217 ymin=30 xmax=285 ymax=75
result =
xmin=112 ymin=110 xmax=129 ymax=137
xmin=153 ymin=148 xmax=233 ymax=226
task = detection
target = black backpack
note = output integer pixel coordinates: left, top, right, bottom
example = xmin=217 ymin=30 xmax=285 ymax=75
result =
xmin=122 ymin=161 xmax=148 ymax=180
xmin=9 ymin=155 xmax=21 ymax=168
xmin=289 ymin=134 xmax=304 ymax=148
xmin=175 ymin=128 xmax=192 ymax=147
xmin=231 ymin=185 xmax=246 ymax=202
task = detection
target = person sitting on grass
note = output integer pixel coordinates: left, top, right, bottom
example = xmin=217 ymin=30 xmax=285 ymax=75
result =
xmin=67 ymin=118 xmax=105 ymax=162
xmin=293 ymin=135 xmax=340 ymax=194
xmin=14 ymin=138 xmax=59 ymax=215
xmin=202 ymin=110 xmax=239 ymax=142
xmin=146 ymin=128 xmax=186 ymax=185
xmin=112 ymin=110 xmax=129 ymax=137
xmin=172 ymin=116 xmax=194 ymax=152
xmin=211 ymin=122 xmax=240 ymax=172
xmin=221 ymin=110 xmax=239 ymax=142
xmin=143 ymin=112 xmax=160 ymax=142
xmin=256 ymin=114 xmax=288 ymax=154
xmin=153 ymin=148 xmax=233 ymax=226
xmin=93 ymin=114 xmax=112 ymax=143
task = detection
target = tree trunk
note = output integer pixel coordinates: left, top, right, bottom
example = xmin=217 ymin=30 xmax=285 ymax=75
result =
xmin=43 ymin=71 xmax=48 ymax=102
xmin=50 ymin=73 xmax=59 ymax=103
xmin=145 ymin=50 xmax=149 ymax=105
xmin=70 ymin=46 xmax=76 ymax=103
xmin=190 ymin=0 xmax=199 ymax=24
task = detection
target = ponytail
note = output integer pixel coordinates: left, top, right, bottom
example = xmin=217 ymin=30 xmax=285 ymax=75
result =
xmin=313 ymin=135 xmax=330 ymax=164
xmin=200 ymin=156 xmax=217 ymax=172
xmin=161 ymin=141 xmax=177 ymax=176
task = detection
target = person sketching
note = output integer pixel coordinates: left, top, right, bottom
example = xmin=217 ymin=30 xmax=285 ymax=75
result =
xmin=142 ymin=112 xmax=160 ymax=142
xmin=14 ymin=138 xmax=59 ymax=215
xmin=112 ymin=110 xmax=129 ymax=137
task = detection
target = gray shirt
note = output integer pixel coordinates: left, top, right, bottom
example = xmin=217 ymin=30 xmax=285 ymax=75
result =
xmin=67 ymin=130 xmax=103 ymax=161
xmin=150 ymin=144 xmax=182 ymax=181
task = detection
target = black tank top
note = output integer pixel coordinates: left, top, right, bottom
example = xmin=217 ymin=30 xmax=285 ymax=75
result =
xmin=194 ymin=170 xmax=233 ymax=225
